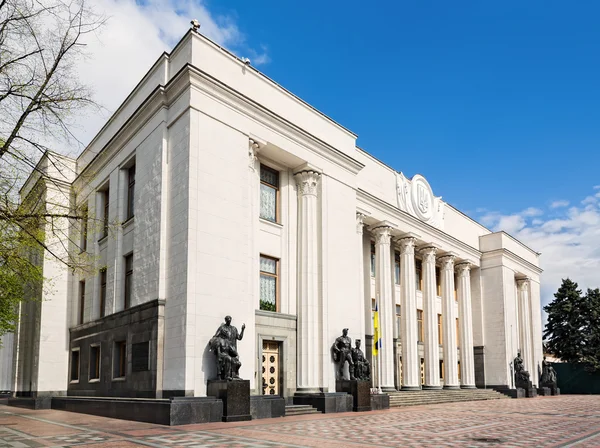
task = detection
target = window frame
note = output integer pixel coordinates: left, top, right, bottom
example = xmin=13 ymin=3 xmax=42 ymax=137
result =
xmin=438 ymin=313 xmax=443 ymax=345
xmin=435 ymin=267 xmax=441 ymax=296
xmin=100 ymin=268 xmax=107 ymax=318
xmin=124 ymin=253 xmax=133 ymax=310
xmin=113 ymin=340 xmax=127 ymax=379
xmin=70 ymin=348 xmax=80 ymax=383
xmin=417 ymin=309 xmax=424 ymax=343
xmin=456 ymin=318 xmax=460 ymax=347
xmin=416 ymin=259 xmax=423 ymax=291
xmin=259 ymin=254 xmax=279 ymax=312
xmin=89 ymin=344 xmax=101 ymax=382
xmin=126 ymin=164 xmax=135 ymax=221
xmin=370 ymin=242 xmax=376 ymax=277
xmin=101 ymin=188 xmax=110 ymax=240
xmin=396 ymin=304 xmax=401 ymax=339
xmin=259 ymin=164 xmax=280 ymax=223
xmin=394 ymin=251 xmax=401 ymax=285
xmin=80 ymin=205 xmax=88 ymax=253
xmin=78 ymin=280 xmax=85 ymax=325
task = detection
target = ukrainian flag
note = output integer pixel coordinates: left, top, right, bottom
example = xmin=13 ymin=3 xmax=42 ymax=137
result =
xmin=373 ymin=302 xmax=381 ymax=355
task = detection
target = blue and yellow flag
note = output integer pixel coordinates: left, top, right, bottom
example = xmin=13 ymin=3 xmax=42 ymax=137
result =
xmin=373 ymin=303 xmax=381 ymax=355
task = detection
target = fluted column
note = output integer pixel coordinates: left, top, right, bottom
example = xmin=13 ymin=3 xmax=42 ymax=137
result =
xmin=295 ymin=168 xmax=321 ymax=392
xmin=373 ymin=226 xmax=395 ymax=390
xmin=399 ymin=237 xmax=420 ymax=390
xmin=439 ymin=255 xmax=459 ymax=389
xmin=420 ymin=247 xmax=440 ymax=389
xmin=456 ymin=262 xmax=476 ymax=388
xmin=517 ymin=278 xmax=534 ymax=384
xmin=356 ymin=213 xmax=367 ymax=345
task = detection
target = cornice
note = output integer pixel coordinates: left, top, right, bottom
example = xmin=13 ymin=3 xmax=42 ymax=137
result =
xmin=480 ymin=248 xmax=543 ymax=274
xmin=357 ymin=188 xmax=482 ymax=263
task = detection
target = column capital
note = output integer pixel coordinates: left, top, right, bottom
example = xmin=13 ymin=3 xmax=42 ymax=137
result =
xmin=516 ymin=277 xmax=530 ymax=290
xmin=438 ymin=254 xmax=456 ymax=270
xmin=248 ymin=135 xmax=265 ymax=171
xmin=356 ymin=212 xmax=367 ymax=234
xmin=294 ymin=170 xmax=321 ymax=196
xmin=372 ymin=225 xmax=393 ymax=245
xmin=419 ymin=246 xmax=437 ymax=263
xmin=398 ymin=236 xmax=417 ymax=255
xmin=455 ymin=262 xmax=472 ymax=277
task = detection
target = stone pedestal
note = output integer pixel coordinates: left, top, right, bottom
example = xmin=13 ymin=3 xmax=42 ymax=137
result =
xmin=525 ymin=387 xmax=537 ymax=398
xmin=250 ymin=395 xmax=285 ymax=419
xmin=370 ymin=393 xmax=390 ymax=410
xmin=537 ymin=387 xmax=551 ymax=396
xmin=551 ymin=386 xmax=560 ymax=396
xmin=505 ymin=388 xmax=526 ymax=398
xmin=293 ymin=392 xmax=352 ymax=413
xmin=336 ymin=380 xmax=371 ymax=412
xmin=207 ymin=380 xmax=251 ymax=422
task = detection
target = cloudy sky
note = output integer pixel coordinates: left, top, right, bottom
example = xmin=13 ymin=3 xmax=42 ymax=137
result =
xmin=71 ymin=1 xmax=600 ymax=317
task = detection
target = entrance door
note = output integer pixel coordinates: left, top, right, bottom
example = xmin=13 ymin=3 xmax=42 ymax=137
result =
xmin=262 ymin=341 xmax=280 ymax=396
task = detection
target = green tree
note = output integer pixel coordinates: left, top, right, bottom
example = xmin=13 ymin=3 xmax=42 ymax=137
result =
xmin=543 ymin=278 xmax=586 ymax=363
xmin=581 ymin=288 xmax=600 ymax=372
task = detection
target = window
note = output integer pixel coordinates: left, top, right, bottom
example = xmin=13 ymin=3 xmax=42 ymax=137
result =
xmin=70 ymin=349 xmax=80 ymax=382
xmin=456 ymin=318 xmax=460 ymax=347
xmin=417 ymin=309 xmax=424 ymax=342
xmin=416 ymin=259 xmax=422 ymax=290
xmin=370 ymin=242 xmax=376 ymax=277
xmin=438 ymin=314 xmax=443 ymax=345
xmin=454 ymin=273 xmax=458 ymax=301
xmin=102 ymin=189 xmax=109 ymax=239
xmin=80 ymin=206 xmax=88 ymax=252
xmin=126 ymin=164 xmax=135 ymax=220
xmin=458 ymin=361 xmax=461 ymax=380
xmin=90 ymin=345 xmax=100 ymax=380
xmin=259 ymin=255 xmax=278 ymax=312
xmin=440 ymin=360 xmax=444 ymax=380
xmin=79 ymin=281 xmax=85 ymax=325
xmin=371 ymin=298 xmax=376 ymax=311
xmin=396 ymin=305 xmax=401 ymax=338
xmin=124 ymin=254 xmax=133 ymax=309
xmin=100 ymin=269 xmax=107 ymax=318
xmin=436 ymin=267 xmax=441 ymax=296
xmin=394 ymin=252 xmax=400 ymax=284
xmin=114 ymin=340 xmax=126 ymax=378
xmin=260 ymin=164 xmax=279 ymax=222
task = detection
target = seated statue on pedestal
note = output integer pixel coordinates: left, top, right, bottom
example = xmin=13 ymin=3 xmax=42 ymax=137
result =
xmin=540 ymin=356 xmax=558 ymax=387
xmin=332 ymin=328 xmax=354 ymax=380
xmin=209 ymin=315 xmax=245 ymax=380
xmin=351 ymin=339 xmax=371 ymax=381
xmin=514 ymin=352 xmax=532 ymax=389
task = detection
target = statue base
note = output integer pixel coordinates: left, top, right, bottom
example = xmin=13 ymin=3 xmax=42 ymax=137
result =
xmin=550 ymin=386 xmax=560 ymax=396
xmin=504 ymin=388 xmax=526 ymax=398
xmin=336 ymin=380 xmax=371 ymax=412
xmin=537 ymin=387 xmax=551 ymax=396
xmin=525 ymin=387 xmax=537 ymax=398
xmin=207 ymin=380 xmax=251 ymax=422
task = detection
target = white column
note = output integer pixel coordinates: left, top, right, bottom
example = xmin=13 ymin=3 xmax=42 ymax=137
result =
xmin=439 ymin=255 xmax=459 ymax=389
xmin=399 ymin=236 xmax=420 ymax=390
xmin=420 ymin=247 xmax=440 ymax=389
xmin=295 ymin=168 xmax=321 ymax=392
xmin=373 ymin=225 xmax=395 ymax=390
xmin=356 ymin=213 xmax=367 ymax=345
xmin=517 ymin=278 xmax=534 ymax=383
xmin=456 ymin=262 xmax=476 ymax=388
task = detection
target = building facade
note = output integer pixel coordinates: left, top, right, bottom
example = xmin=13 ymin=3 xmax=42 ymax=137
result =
xmin=0 ymin=30 xmax=543 ymax=400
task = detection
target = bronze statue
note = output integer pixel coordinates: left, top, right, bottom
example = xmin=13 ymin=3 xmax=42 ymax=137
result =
xmin=209 ymin=316 xmax=246 ymax=380
xmin=540 ymin=356 xmax=558 ymax=387
xmin=514 ymin=352 xmax=532 ymax=389
xmin=332 ymin=328 xmax=354 ymax=380
xmin=351 ymin=339 xmax=371 ymax=381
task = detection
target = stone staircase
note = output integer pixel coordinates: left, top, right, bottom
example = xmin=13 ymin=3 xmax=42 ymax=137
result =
xmin=285 ymin=404 xmax=321 ymax=416
xmin=388 ymin=388 xmax=509 ymax=407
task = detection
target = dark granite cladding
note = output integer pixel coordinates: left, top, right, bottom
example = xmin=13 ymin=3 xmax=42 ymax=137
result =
xmin=68 ymin=299 xmax=165 ymax=398
xmin=474 ymin=346 xmax=485 ymax=388
xmin=370 ymin=393 xmax=390 ymax=410
xmin=8 ymin=397 xmax=52 ymax=410
xmin=207 ymin=380 xmax=252 ymax=422
xmin=336 ymin=380 xmax=371 ymax=412
xmin=537 ymin=387 xmax=551 ymax=396
xmin=51 ymin=396 xmax=222 ymax=425
xmin=250 ymin=395 xmax=285 ymax=419
xmin=293 ymin=392 xmax=352 ymax=413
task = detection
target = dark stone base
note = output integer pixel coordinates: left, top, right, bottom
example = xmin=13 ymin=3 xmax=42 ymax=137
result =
xmin=51 ymin=396 xmax=222 ymax=425
xmin=400 ymin=386 xmax=421 ymax=391
xmin=336 ymin=380 xmax=371 ymax=412
xmin=370 ymin=393 xmax=390 ymax=410
xmin=8 ymin=397 xmax=52 ymax=410
xmin=498 ymin=388 xmax=526 ymax=398
xmin=422 ymin=385 xmax=443 ymax=390
xmin=461 ymin=385 xmax=477 ymax=389
xmin=551 ymin=387 xmax=560 ymax=396
xmin=537 ymin=387 xmax=551 ymax=396
xmin=443 ymin=385 xmax=461 ymax=390
xmin=293 ymin=392 xmax=352 ymax=413
xmin=207 ymin=380 xmax=251 ymax=422
xmin=250 ymin=395 xmax=285 ymax=419
xmin=525 ymin=387 xmax=537 ymax=398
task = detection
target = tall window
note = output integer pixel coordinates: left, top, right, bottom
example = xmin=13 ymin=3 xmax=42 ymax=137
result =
xmin=79 ymin=281 xmax=85 ymax=324
xmin=417 ymin=309 xmax=424 ymax=342
xmin=394 ymin=252 xmax=400 ymax=284
xmin=124 ymin=254 xmax=133 ymax=309
xmin=114 ymin=341 xmax=126 ymax=378
xmin=440 ymin=360 xmax=444 ymax=380
xmin=436 ymin=267 xmax=441 ymax=296
xmin=456 ymin=318 xmax=460 ymax=347
xmin=454 ymin=273 xmax=458 ymax=301
xmin=70 ymin=349 xmax=80 ymax=382
xmin=80 ymin=206 xmax=88 ymax=252
xmin=90 ymin=345 xmax=100 ymax=380
xmin=396 ymin=305 xmax=401 ymax=338
xmin=370 ymin=242 xmax=376 ymax=277
xmin=259 ymin=255 xmax=278 ymax=312
xmin=416 ymin=260 xmax=422 ymax=290
xmin=126 ymin=164 xmax=135 ymax=220
xmin=102 ymin=189 xmax=110 ymax=239
xmin=260 ymin=164 xmax=279 ymax=222
xmin=438 ymin=314 xmax=443 ymax=345
xmin=100 ymin=269 xmax=107 ymax=318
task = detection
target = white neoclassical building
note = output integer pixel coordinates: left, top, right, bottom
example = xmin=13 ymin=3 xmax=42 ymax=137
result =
xmin=0 ymin=29 xmax=543 ymax=403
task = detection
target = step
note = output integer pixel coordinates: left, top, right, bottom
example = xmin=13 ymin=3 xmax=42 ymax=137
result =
xmin=285 ymin=404 xmax=320 ymax=416
xmin=387 ymin=389 xmax=508 ymax=407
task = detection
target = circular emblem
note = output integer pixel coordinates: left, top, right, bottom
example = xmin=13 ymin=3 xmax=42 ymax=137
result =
xmin=410 ymin=175 xmax=434 ymax=221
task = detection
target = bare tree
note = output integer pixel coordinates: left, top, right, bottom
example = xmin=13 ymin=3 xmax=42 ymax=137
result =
xmin=0 ymin=0 xmax=106 ymax=337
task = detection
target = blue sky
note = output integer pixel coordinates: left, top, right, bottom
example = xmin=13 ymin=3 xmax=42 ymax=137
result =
xmin=80 ymin=0 xmax=600 ymax=308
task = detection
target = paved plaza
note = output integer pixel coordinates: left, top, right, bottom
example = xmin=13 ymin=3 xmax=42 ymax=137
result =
xmin=1 ymin=396 xmax=600 ymax=447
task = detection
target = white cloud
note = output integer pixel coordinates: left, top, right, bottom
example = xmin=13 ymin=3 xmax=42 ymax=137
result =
xmin=550 ymin=200 xmax=569 ymax=209
xmin=479 ymin=188 xmax=600 ymax=320
xmin=68 ymin=0 xmax=267 ymax=151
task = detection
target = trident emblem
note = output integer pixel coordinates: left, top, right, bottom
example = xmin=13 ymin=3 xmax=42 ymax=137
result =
xmin=418 ymin=184 xmax=429 ymax=213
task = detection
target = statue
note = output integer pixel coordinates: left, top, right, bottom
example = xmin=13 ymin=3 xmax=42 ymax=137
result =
xmin=209 ymin=316 xmax=246 ymax=380
xmin=540 ymin=356 xmax=558 ymax=387
xmin=332 ymin=328 xmax=354 ymax=380
xmin=514 ymin=352 xmax=532 ymax=389
xmin=351 ymin=339 xmax=371 ymax=381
